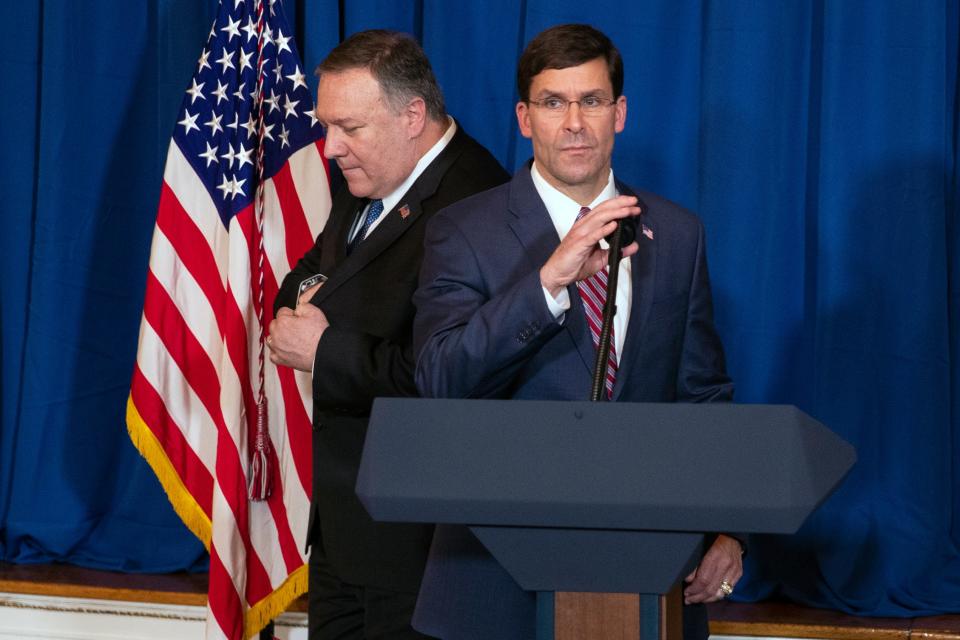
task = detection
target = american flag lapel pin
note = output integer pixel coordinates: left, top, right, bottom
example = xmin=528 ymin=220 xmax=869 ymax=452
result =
xmin=399 ymin=204 xmax=411 ymax=220
xmin=642 ymin=224 xmax=654 ymax=240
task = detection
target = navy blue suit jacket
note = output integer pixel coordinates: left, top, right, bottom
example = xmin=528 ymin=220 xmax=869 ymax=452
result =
xmin=410 ymin=164 xmax=734 ymax=639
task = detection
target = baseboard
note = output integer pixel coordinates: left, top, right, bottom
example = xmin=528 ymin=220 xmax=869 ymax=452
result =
xmin=0 ymin=592 xmax=307 ymax=640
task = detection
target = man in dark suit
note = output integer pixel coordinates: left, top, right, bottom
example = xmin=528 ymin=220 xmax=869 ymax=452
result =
xmin=267 ymin=30 xmax=508 ymax=640
xmin=412 ymin=24 xmax=741 ymax=640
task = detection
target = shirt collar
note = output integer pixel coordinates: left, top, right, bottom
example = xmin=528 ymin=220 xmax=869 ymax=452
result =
xmin=379 ymin=116 xmax=457 ymax=215
xmin=530 ymin=161 xmax=618 ymax=240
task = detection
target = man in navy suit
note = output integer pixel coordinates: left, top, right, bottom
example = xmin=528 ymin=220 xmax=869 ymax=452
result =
xmin=411 ymin=24 xmax=741 ymax=640
xmin=268 ymin=30 xmax=507 ymax=640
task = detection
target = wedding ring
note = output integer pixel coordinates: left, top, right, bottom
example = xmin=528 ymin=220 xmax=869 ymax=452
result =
xmin=719 ymin=580 xmax=734 ymax=597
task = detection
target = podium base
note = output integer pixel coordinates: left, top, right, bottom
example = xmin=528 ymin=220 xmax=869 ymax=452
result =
xmin=537 ymin=585 xmax=683 ymax=640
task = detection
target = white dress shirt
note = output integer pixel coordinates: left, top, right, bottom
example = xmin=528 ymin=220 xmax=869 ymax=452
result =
xmin=348 ymin=117 xmax=458 ymax=243
xmin=531 ymin=162 xmax=632 ymax=363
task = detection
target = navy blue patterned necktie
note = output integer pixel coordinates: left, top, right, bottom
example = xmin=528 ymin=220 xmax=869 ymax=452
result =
xmin=348 ymin=199 xmax=384 ymax=254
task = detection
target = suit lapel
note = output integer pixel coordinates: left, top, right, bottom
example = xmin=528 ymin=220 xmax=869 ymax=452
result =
xmin=508 ymin=165 xmax=596 ymax=376
xmin=612 ymin=187 xmax=656 ymax=400
xmin=312 ymin=123 xmax=469 ymax=304
xmin=324 ymin=194 xmax=363 ymax=272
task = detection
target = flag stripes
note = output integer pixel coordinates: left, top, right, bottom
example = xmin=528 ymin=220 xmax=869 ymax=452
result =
xmin=127 ymin=1 xmax=329 ymax=637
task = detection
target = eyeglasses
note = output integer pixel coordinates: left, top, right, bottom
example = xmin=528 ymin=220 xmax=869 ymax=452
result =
xmin=527 ymin=95 xmax=616 ymax=116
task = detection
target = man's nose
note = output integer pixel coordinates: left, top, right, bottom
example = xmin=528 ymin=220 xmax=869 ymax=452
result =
xmin=323 ymin=128 xmax=345 ymax=158
xmin=562 ymin=101 xmax=585 ymax=132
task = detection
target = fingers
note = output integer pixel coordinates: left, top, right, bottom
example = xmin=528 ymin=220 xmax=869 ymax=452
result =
xmin=684 ymin=561 xmax=722 ymax=603
xmin=540 ymin=197 xmax=643 ymax=294
xmin=297 ymin=282 xmax=322 ymax=306
xmin=589 ymin=195 xmax=642 ymax=218
xmin=683 ymin=536 xmax=744 ymax=604
xmin=620 ymin=241 xmax=639 ymax=259
xmin=294 ymin=301 xmax=323 ymax=320
xmin=570 ymin=197 xmax=641 ymax=240
xmin=264 ymin=309 xmax=327 ymax=372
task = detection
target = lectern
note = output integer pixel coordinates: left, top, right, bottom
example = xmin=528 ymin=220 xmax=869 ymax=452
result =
xmin=356 ymin=399 xmax=855 ymax=640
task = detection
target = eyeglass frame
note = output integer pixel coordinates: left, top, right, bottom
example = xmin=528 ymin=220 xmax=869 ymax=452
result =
xmin=525 ymin=94 xmax=619 ymax=116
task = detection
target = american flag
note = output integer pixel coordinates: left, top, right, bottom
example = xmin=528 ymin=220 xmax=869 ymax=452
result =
xmin=126 ymin=0 xmax=330 ymax=638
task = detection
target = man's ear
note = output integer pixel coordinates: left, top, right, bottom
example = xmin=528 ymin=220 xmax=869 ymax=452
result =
xmin=405 ymin=97 xmax=427 ymax=138
xmin=614 ymin=95 xmax=627 ymax=134
xmin=516 ymin=101 xmax=532 ymax=139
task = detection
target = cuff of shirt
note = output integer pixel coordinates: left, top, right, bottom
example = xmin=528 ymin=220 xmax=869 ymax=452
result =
xmin=543 ymin=285 xmax=570 ymax=320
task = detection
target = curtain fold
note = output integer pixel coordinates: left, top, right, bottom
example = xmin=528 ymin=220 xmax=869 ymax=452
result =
xmin=1 ymin=0 xmax=956 ymax=616
xmin=0 ymin=1 xmax=43 ymax=563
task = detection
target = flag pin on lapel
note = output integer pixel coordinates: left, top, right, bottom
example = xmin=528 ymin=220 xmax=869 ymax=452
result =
xmin=399 ymin=204 xmax=411 ymax=220
xmin=642 ymin=224 xmax=654 ymax=240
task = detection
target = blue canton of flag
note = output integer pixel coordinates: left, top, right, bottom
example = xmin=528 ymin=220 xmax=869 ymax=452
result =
xmin=175 ymin=0 xmax=322 ymax=226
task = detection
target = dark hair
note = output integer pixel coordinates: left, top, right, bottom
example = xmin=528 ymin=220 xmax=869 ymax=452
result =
xmin=317 ymin=30 xmax=446 ymax=121
xmin=516 ymin=24 xmax=623 ymax=102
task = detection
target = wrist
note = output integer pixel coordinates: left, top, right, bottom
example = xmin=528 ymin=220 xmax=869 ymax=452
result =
xmin=540 ymin=265 xmax=564 ymax=298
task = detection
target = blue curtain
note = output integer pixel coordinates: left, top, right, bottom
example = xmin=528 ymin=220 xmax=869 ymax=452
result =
xmin=1 ymin=0 xmax=957 ymax=616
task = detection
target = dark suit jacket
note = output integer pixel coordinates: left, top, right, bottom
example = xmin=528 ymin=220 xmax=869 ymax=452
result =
xmin=274 ymin=124 xmax=508 ymax=593
xmin=411 ymin=164 xmax=734 ymax=638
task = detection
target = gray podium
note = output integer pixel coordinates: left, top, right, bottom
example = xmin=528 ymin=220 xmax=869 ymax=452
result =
xmin=356 ymin=398 xmax=856 ymax=640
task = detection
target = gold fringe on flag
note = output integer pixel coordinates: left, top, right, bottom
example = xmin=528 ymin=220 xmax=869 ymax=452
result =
xmin=245 ymin=563 xmax=309 ymax=638
xmin=125 ymin=395 xmax=212 ymax=549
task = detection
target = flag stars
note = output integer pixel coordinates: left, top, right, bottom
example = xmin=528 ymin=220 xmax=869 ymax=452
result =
xmin=262 ymin=121 xmax=275 ymax=141
xmin=233 ymin=82 xmax=246 ymax=101
xmin=230 ymin=176 xmax=247 ymax=198
xmin=273 ymin=62 xmax=284 ymax=85
xmin=221 ymin=143 xmax=237 ymax=168
xmin=221 ymin=15 xmax=241 ymax=41
xmin=216 ymin=174 xmax=246 ymax=200
xmin=235 ymin=143 xmax=254 ymax=169
xmin=186 ymin=79 xmax=205 ymax=104
xmin=274 ymin=29 xmax=292 ymax=54
xmin=212 ymin=80 xmax=229 ymax=104
xmin=205 ymin=111 xmax=224 ymax=135
xmin=286 ymin=67 xmax=308 ymax=91
xmin=227 ymin=113 xmax=240 ymax=131
xmin=178 ymin=110 xmax=200 ymax=134
xmin=216 ymin=174 xmax=232 ymax=198
xmin=279 ymin=124 xmax=291 ymax=148
xmin=241 ymin=16 xmax=258 ymax=42
xmin=238 ymin=48 xmax=254 ymax=72
xmin=264 ymin=89 xmax=281 ymax=114
xmin=216 ymin=48 xmax=235 ymax=73
xmin=241 ymin=112 xmax=257 ymax=139
xmin=198 ymin=49 xmax=211 ymax=71
xmin=282 ymin=94 xmax=300 ymax=119
xmin=303 ymin=109 xmax=319 ymax=127
xmin=199 ymin=142 xmax=218 ymax=167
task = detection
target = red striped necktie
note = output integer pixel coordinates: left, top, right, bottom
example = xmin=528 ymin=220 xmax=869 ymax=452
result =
xmin=575 ymin=206 xmax=617 ymax=399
